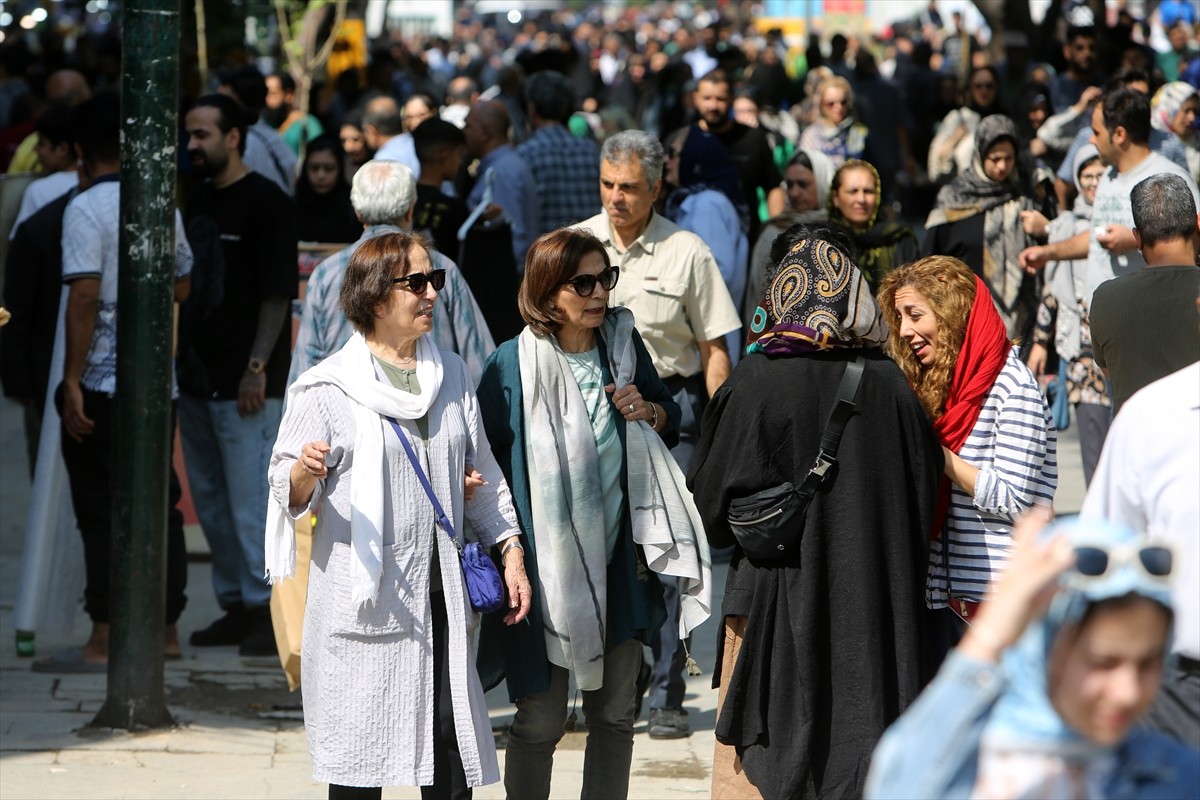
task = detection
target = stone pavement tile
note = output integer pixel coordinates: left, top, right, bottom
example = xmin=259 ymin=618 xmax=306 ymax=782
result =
xmin=54 ymin=749 xmax=144 ymax=767
xmin=0 ymin=710 xmax=99 ymax=751
xmin=160 ymin=723 xmax=280 ymax=756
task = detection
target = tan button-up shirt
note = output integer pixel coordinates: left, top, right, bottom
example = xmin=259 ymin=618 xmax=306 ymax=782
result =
xmin=576 ymin=211 xmax=741 ymax=380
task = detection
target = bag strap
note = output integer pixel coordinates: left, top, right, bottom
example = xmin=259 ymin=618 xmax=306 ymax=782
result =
xmin=385 ymin=416 xmax=460 ymax=550
xmin=794 ymin=355 xmax=865 ymax=500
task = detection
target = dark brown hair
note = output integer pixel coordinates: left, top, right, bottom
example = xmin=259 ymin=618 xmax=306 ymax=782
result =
xmin=518 ymin=229 xmax=611 ymax=336
xmin=339 ymin=231 xmax=434 ymax=335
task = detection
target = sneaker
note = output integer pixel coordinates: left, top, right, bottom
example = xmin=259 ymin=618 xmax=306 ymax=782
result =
xmin=189 ymin=604 xmax=252 ymax=647
xmin=237 ymin=606 xmax=277 ymax=657
xmin=648 ymin=707 xmax=691 ymax=739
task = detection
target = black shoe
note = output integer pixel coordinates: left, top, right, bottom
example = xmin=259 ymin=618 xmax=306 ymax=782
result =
xmin=189 ymin=604 xmax=252 ymax=647
xmin=237 ymin=606 xmax=277 ymax=657
xmin=648 ymin=707 xmax=691 ymax=739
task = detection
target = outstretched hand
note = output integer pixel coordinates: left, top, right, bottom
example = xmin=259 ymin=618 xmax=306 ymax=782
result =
xmin=501 ymin=546 xmax=532 ymax=626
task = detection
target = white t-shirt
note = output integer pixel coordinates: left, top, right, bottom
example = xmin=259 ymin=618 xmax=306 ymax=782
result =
xmin=8 ymin=170 xmax=78 ymax=239
xmin=60 ymin=180 xmax=193 ymax=395
xmin=1080 ymin=361 xmax=1200 ymax=660
xmin=1084 ymin=152 xmax=1200 ymax=305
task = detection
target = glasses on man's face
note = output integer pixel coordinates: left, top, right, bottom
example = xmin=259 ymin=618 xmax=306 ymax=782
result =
xmin=392 ymin=269 xmax=447 ymax=295
xmin=561 ymin=266 xmax=620 ymax=297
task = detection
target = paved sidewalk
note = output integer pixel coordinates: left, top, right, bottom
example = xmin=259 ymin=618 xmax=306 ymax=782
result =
xmin=0 ymin=395 xmax=1085 ymax=799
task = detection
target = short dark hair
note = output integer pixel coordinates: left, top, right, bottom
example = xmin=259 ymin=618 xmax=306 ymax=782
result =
xmin=412 ymin=118 xmax=465 ymax=164
xmin=1110 ymin=66 xmax=1150 ymax=90
xmin=1065 ymin=25 xmax=1097 ymax=44
xmin=339 ymin=231 xmax=434 ymax=336
xmin=74 ymin=91 xmax=120 ymax=164
xmin=35 ymin=105 xmax=78 ymax=148
xmin=525 ymin=70 xmax=575 ymax=125
xmin=697 ymin=68 xmax=731 ymax=90
xmin=519 ymin=228 xmax=611 ymax=336
xmin=273 ymin=72 xmax=296 ymax=93
xmin=1101 ymin=87 xmax=1151 ymax=145
xmin=190 ymin=93 xmax=249 ymax=156
xmin=220 ymin=65 xmax=267 ymax=115
xmin=1131 ymin=173 xmax=1198 ymax=248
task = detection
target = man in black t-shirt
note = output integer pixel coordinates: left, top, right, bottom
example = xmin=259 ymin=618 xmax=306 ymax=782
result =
xmin=680 ymin=69 xmax=784 ymax=244
xmin=411 ymin=117 xmax=469 ymax=257
xmin=179 ymin=93 xmax=297 ymax=657
xmin=1091 ymin=173 xmax=1200 ymax=413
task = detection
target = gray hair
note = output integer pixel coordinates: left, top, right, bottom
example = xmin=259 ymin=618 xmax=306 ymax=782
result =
xmin=1131 ymin=173 xmax=1198 ymax=248
xmin=351 ymin=160 xmax=417 ymax=225
xmin=600 ymin=130 xmax=664 ymax=188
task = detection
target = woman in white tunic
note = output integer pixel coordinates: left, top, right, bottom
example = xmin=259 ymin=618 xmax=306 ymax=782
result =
xmin=266 ymin=232 xmax=532 ymax=800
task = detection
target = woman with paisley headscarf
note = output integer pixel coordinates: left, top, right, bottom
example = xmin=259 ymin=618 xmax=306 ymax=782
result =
xmin=688 ymin=225 xmax=942 ymax=800
xmin=923 ymin=114 xmax=1056 ymax=342
xmin=828 ymin=159 xmax=919 ymax=291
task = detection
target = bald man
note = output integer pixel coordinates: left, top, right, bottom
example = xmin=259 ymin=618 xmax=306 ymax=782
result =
xmin=463 ymin=99 xmax=537 ymax=267
xmin=442 ymin=76 xmax=478 ymax=129
xmin=362 ymin=95 xmax=420 ymax=176
xmin=7 ymin=70 xmax=91 ymax=174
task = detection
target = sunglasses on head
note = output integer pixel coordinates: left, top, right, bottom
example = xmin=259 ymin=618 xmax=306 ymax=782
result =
xmin=392 ymin=269 xmax=446 ymax=295
xmin=561 ymin=266 xmax=620 ymax=297
xmin=1068 ymin=542 xmax=1174 ymax=585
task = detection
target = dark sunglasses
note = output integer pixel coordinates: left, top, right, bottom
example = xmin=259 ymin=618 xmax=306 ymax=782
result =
xmin=1073 ymin=544 xmax=1173 ymax=582
xmin=561 ymin=266 xmax=620 ymax=297
xmin=392 ymin=269 xmax=446 ymax=295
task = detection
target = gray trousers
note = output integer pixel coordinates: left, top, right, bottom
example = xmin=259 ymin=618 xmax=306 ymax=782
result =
xmin=503 ymin=639 xmax=644 ymax=800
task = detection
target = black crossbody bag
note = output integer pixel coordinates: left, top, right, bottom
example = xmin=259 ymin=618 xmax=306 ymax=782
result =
xmin=725 ymin=356 xmax=865 ymax=560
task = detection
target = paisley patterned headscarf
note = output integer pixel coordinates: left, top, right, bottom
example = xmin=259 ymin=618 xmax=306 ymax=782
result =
xmin=747 ymin=234 xmax=887 ymax=357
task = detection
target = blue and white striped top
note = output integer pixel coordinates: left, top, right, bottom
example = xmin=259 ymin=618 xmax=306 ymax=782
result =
xmin=928 ymin=346 xmax=1058 ymax=607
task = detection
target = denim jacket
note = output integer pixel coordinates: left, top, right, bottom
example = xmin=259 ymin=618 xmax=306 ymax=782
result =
xmin=865 ymin=651 xmax=1200 ymax=799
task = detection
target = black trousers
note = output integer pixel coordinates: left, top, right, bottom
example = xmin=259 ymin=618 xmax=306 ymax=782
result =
xmin=328 ymin=590 xmax=471 ymax=800
xmin=57 ymin=387 xmax=188 ymax=624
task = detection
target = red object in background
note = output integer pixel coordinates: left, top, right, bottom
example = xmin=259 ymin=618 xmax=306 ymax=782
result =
xmin=824 ymin=0 xmax=865 ymax=13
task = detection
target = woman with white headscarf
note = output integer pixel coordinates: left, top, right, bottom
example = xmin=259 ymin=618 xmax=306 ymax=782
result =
xmin=1151 ymin=81 xmax=1200 ymax=181
xmin=1026 ymin=144 xmax=1111 ymax=485
xmin=744 ymin=147 xmax=836 ymax=326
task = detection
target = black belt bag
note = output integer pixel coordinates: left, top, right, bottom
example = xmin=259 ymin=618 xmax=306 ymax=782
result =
xmin=726 ymin=356 xmax=864 ymax=560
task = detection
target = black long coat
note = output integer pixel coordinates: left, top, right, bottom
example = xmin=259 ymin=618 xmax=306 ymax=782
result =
xmin=687 ymin=348 xmax=942 ymax=800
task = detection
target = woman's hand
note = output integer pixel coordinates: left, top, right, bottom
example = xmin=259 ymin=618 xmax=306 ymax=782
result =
xmin=606 ymin=382 xmax=659 ymax=427
xmin=289 ymin=440 xmax=331 ymax=507
xmin=1026 ymin=343 xmax=1049 ymax=378
xmin=959 ymin=507 xmax=1076 ymax=663
xmin=501 ymin=544 xmax=532 ymax=626
xmin=464 ymin=465 xmax=487 ymax=502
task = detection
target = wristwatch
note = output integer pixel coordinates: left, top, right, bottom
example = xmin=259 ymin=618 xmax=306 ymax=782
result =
xmin=247 ymin=357 xmax=267 ymax=375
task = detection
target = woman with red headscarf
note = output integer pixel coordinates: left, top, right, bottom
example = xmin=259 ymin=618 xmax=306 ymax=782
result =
xmin=878 ymin=256 xmax=1058 ymax=658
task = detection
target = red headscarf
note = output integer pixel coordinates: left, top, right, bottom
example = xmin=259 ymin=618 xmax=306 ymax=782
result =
xmin=930 ymin=275 xmax=1012 ymax=539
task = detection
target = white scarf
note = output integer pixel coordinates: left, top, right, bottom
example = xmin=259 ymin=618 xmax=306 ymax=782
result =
xmin=265 ymin=333 xmax=444 ymax=607
xmin=518 ymin=310 xmax=711 ymax=690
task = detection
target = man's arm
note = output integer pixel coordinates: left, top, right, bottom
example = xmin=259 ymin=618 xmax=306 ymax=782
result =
xmin=238 ymin=296 xmax=290 ymax=416
xmin=62 ymin=278 xmax=99 ymax=441
xmin=1019 ymin=230 xmax=1089 ymax=272
xmin=765 ymin=186 xmax=786 ymax=218
xmin=698 ymin=336 xmax=731 ymax=398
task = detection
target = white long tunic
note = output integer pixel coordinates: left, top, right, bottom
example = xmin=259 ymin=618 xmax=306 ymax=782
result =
xmin=268 ymin=352 xmax=519 ymax=788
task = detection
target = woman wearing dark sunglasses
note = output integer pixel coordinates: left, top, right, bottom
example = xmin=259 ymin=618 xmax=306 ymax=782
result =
xmin=265 ymin=232 xmax=532 ymax=800
xmin=475 ymin=228 xmax=708 ymax=800
xmin=868 ymin=511 xmax=1198 ymax=798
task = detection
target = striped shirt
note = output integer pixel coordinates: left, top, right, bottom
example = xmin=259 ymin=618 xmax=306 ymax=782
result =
xmin=928 ymin=346 xmax=1058 ymax=607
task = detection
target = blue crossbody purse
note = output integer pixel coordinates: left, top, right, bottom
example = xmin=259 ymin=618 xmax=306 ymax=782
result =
xmin=385 ymin=417 xmax=505 ymax=613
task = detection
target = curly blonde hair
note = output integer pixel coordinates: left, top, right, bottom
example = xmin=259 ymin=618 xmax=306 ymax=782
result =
xmin=876 ymin=256 xmax=977 ymax=420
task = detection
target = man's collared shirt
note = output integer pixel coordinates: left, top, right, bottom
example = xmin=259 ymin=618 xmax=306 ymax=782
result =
xmin=576 ymin=211 xmax=741 ymax=380
xmin=515 ymin=124 xmax=600 ymax=237
xmin=468 ymin=144 xmax=539 ymax=269
xmin=289 ymin=224 xmax=495 ymax=387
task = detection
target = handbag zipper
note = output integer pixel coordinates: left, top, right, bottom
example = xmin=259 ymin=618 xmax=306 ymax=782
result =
xmin=728 ymin=507 xmax=785 ymax=526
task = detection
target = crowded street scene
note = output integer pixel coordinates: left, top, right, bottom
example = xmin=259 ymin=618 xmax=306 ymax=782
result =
xmin=0 ymin=0 xmax=1198 ymax=797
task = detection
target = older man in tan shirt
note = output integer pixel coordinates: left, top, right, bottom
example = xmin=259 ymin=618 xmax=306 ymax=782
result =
xmin=575 ymin=129 xmax=740 ymax=741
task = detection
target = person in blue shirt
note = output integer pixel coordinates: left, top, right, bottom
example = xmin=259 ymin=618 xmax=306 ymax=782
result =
xmin=867 ymin=511 xmax=1199 ymax=799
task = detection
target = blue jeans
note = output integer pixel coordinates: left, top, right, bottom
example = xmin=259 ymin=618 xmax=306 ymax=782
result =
xmin=178 ymin=394 xmax=282 ymax=610
xmin=504 ymin=638 xmax=643 ymax=800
